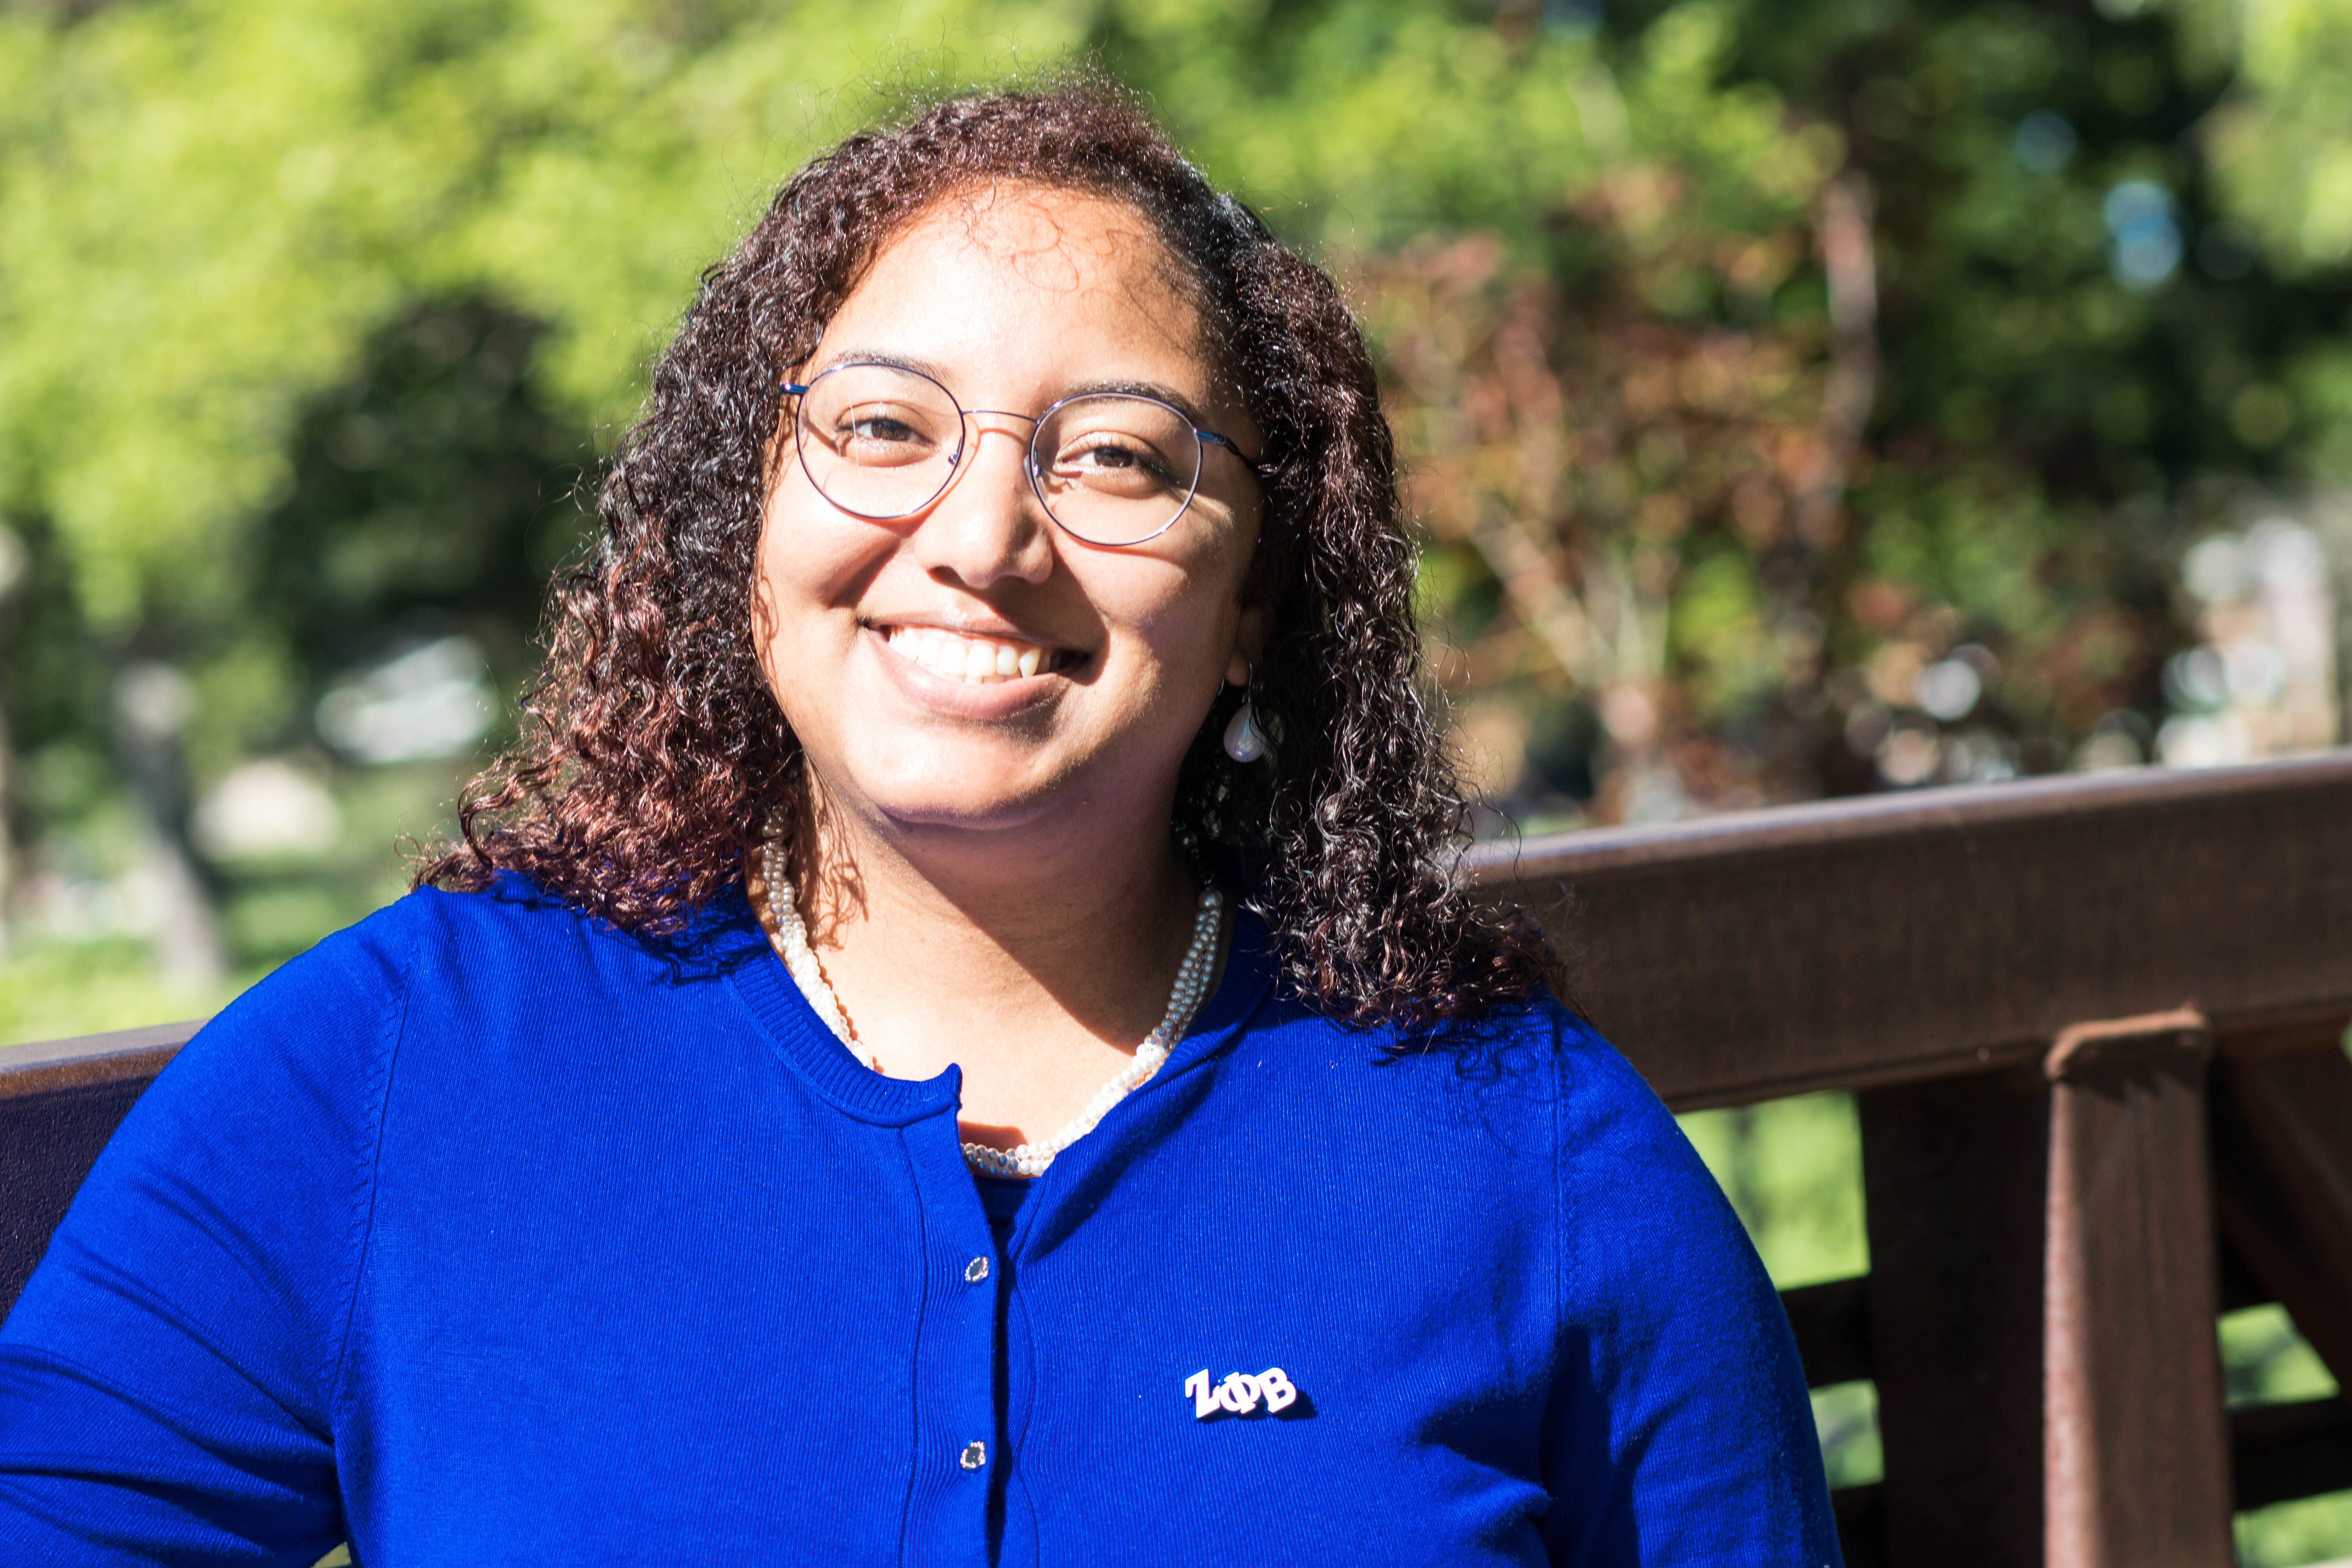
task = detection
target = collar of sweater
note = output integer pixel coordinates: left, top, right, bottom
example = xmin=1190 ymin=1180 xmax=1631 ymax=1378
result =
xmin=711 ymin=884 xmax=1281 ymax=1127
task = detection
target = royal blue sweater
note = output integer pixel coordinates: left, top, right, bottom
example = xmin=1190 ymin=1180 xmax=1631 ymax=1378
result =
xmin=0 ymin=880 xmax=1840 ymax=1566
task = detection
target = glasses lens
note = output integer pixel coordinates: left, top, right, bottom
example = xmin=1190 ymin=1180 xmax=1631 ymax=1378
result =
xmin=794 ymin=365 xmax=962 ymax=519
xmin=1033 ymin=395 xmax=1202 ymax=545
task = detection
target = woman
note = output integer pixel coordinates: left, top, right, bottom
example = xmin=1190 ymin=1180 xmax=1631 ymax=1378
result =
xmin=0 ymin=86 xmax=1838 ymax=1564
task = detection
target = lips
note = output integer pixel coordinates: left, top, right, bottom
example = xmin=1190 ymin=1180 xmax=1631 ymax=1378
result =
xmin=877 ymin=624 xmax=1080 ymax=685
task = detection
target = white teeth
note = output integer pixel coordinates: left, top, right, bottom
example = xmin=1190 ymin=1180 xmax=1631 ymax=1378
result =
xmin=882 ymin=626 xmax=1056 ymax=684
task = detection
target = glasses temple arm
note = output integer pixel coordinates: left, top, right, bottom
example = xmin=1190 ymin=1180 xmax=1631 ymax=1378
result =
xmin=1198 ymin=428 xmax=1267 ymax=474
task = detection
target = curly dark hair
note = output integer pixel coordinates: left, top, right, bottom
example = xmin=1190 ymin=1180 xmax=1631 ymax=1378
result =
xmin=419 ymin=80 xmax=1556 ymax=1027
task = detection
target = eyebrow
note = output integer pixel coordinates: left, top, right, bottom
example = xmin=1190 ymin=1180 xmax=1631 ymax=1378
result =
xmin=806 ymin=350 xmax=1219 ymax=432
xmin=804 ymin=348 xmax=954 ymax=385
xmin=1059 ymin=377 xmax=1216 ymax=430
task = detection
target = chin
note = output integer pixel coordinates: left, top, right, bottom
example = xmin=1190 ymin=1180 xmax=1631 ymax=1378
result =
xmin=845 ymin=748 xmax=1074 ymax=833
xmin=872 ymin=790 xmax=1073 ymax=837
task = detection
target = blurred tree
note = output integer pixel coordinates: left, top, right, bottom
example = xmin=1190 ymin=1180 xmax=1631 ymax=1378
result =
xmin=1534 ymin=0 xmax=2352 ymax=811
xmin=245 ymin=299 xmax=593 ymax=753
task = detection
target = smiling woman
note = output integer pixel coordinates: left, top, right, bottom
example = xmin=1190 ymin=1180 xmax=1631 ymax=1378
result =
xmin=743 ymin=184 xmax=1279 ymax=1156
xmin=0 ymin=85 xmax=1840 ymax=1566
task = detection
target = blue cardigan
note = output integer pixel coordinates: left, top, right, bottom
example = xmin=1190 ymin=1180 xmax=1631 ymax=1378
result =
xmin=0 ymin=880 xmax=1840 ymax=1566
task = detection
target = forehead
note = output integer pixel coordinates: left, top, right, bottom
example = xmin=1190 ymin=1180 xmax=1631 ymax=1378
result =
xmin=812 ymin=183 xmax=1212 ymax=400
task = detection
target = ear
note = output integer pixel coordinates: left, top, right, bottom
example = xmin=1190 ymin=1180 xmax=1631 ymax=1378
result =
xmin=1225 ymin=603 xmax=1272 ymax=687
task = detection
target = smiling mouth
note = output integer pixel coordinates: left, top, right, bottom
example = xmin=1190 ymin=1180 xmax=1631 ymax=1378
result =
xmin=878 ymin=625 xmax=1081 ymax=684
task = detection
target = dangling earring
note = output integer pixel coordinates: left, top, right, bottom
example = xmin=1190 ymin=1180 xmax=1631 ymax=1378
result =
xmin=1223 ymin=670 xmax=1274 ymax=764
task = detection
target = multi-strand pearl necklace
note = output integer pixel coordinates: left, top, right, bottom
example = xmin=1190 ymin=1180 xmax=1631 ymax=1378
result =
xmin=757 ymin=831 xmax=1224 ymax=1178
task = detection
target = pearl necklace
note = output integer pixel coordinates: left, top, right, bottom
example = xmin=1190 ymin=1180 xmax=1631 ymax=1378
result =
xmin=757 ymin=832 xmax=1224 ymax=1178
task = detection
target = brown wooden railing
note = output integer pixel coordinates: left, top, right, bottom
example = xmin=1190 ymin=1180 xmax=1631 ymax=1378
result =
xmin=1466 ymin=750 xmax=2352 ymax=1568
xmin=0 ymin=1019 xmax=195 ymax=1314
xmin=7 ymin=752 xmax=2352 ymax=1565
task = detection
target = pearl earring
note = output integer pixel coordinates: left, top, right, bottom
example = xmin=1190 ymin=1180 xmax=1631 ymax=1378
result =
xmin=1222 ymin=677 xmax=1273 ymax=764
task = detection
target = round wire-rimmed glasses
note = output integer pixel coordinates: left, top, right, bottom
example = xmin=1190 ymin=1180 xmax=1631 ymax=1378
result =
xmin=779 ymin=361 xmax=1261 ymax=547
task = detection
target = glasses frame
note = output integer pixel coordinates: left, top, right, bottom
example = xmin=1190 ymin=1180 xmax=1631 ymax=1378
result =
xmin=778 ymin=361 xmax=1263 ymax=548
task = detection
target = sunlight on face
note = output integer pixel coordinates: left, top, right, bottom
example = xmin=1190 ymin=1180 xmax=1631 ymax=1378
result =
xmin=753 ymin=184 xmax=1265 ymax=845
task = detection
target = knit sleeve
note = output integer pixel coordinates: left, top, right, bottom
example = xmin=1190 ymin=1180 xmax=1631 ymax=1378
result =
xmin=1537 ymin=1010 xmax=1844 ymax=1568
xmin=0 ymin=922 xmax=407 ymax=1566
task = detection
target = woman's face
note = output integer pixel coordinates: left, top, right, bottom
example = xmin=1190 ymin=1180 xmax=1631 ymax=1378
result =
xmin=754 ymin=184 xmax=1265 ymax=848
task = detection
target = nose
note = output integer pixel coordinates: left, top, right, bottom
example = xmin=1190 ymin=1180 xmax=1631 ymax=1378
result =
xmin=906 ymin=414 xmax=1056 ymax=589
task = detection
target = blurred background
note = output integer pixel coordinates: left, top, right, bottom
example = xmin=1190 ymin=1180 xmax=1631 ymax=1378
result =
xmin=3 ymin=0 xmax=2349 ymax=1557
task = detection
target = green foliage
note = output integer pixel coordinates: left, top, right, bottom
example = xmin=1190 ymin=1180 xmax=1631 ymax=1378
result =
xmin=2202 ymin=0 xmax=2352 ymax=274
xmin=1808 ymin=1379 xmax=1883 ymax=1488
xmin=0 ymin=0 xmax=1091 ymax=633
xmin=1103 ymin=0 xmax=1607 ymax=247
xmin=2222 ymin=1303 xmax=2340 ymax=1408
xmin=243 ymin=300 xmax=594 ymax=726
xmin=1671 ymin=544 xmax=1782 ymax=719
xmin=2239 ymin=1490 xmax=2352 ymax=1568
xmin=0 ymin=746 xmax=462 ymax=1044
xmin=2218 ymin=1251 xmax=2347 ymax=1568
xmin=1330 ymin=0 xmax=2352 ymax=820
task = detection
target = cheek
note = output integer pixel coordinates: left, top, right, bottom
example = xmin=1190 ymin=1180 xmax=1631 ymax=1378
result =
xmin=1141 ymin=519 xmax=1256 ymax=672
xmin=1096 ymin=564 xmax=1242 ymax=696
xmin=752 ymin=519 xmax=860 ymax=714
xmin=757 ymin=482 xmax=871 ymax=618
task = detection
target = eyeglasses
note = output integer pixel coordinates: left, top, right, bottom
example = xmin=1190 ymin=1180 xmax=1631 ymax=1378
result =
xmin=779 ymin=362 xmax=1261 ymax=547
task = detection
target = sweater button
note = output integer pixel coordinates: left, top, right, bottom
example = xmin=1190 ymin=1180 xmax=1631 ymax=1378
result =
xmin=964 ymin=1256 xmax=989 ymax=1284
xmin=960 ymin=1441 xmax=987 ymax=1471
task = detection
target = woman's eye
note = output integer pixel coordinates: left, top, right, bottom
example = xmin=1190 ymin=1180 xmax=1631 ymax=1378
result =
xmin=829 ymin=405 xmax=944 ymax=466
xmin=845 ymin=416 xmax=919 ymax=445
xmin=1058 ymin=437 xmax=1173 ymax=483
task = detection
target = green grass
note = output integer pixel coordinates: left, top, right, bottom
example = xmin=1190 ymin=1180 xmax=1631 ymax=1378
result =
xmin=0 ymin=937 xmax=234 ymax=1049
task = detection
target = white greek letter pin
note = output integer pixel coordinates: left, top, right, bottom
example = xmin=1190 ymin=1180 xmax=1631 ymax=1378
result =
xmin=1185 ymin=1367 xmax=1299 ymax=1418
